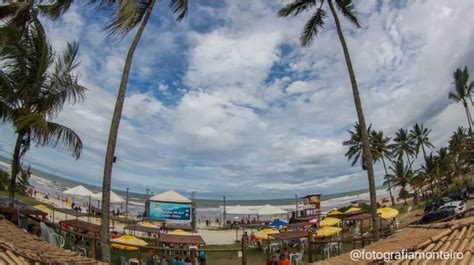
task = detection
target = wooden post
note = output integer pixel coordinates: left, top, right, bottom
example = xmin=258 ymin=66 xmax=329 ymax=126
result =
xmin=361 ymin=220 xmax=364 ymax=247
xmin=308 ymin=232 xmax=313 ymax=263
xmin=92 ymin=239 xmax=96 ymax=259
xmin=267 ymin=234 xmax=270 ymax=262
xmin=241 ymin=236 xmax=247 ymax=265
xmin=138 ymin=247 xmax=141 ymax=263
xmin=191 ymin=248 xmax=196 ymax=265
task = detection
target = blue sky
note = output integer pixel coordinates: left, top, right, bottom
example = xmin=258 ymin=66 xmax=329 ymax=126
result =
xmin=1 ymin=0 xmax=473 ymax=199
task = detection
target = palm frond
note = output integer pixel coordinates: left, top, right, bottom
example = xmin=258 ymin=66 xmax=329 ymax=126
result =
xmin=169 ymin=0 xmax=188 ymax=21
xmin=300 ymin=8 xmax=325 ymax=47
xmin=105 ymin=0 xmax=152 ymax=37
xmin=37 ymin=0 xmax=74 ymax=21
xmin=32 ymin=122 xmax=82 ymax=159
xmin=278 ymin=0 xmax=317 ymax=17
xmin=334 ymin=0 xmax=360 ymax=27
xmin=13 ymin=112 xmax=48 ymax=134
xmin=0 ymin=2 xmax=32 ymax=29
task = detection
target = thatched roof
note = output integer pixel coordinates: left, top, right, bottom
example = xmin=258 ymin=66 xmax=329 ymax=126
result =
xmin=313 ymin=217 xmax=474 ymax=265
xmin=0 ymin=218 xmax=104 ymax=264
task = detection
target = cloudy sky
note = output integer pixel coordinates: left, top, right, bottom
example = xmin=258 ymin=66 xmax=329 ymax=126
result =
xmin=1 ymin=0 xmax=473 ymax=199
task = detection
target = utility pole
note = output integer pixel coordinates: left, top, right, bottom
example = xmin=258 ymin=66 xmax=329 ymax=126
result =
xmin=223 ymin=196 xmax=226 ymax=228
xmin=295 ymin=194 xmax=298 ymax=218
xmin=125 ymin=187 xmax=129 ymax=219
xmin=146 ymin=188 xmax=149 ymax=196
xmin=191 ymin=191 xmax=196 ymax=232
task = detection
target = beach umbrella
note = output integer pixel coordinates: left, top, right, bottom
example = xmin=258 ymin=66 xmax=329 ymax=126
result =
xmin=319 ymin=217 xmax=341 ymax=227
xmin=34 ymin=204 xmax=52 ymax=214
xmin=149 ymin=190 xmax=191 ymax=203
xmin=377 ymin=207 xmax=399 ymax=220
xmin=328 ymin=210 xmax=343 ymax=216
xmin=255 ymin=204 xmax=287 ymax=215
xmin=142 ymin=221 xmax=157 ymax=228
xmin=344 ymin=207 xmax=361 ymax=213
xmin=315 ymin=226 xmax=342 ymax=238
xmin=254 ymin=229 xmax=278 ymax=240
xmin=270 ymin=220 xmax=288 ymax=227
xmin=170 ymin=229 xmax=191 ymax=235
xmin=111 ymin=235 xmax=148 ymax=250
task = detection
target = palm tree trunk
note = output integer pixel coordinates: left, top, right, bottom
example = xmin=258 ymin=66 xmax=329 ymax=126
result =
xmin=463 ymin=100 xmax=473 ymax=133
xmin=9 ymin=132 xmax=24 ymax=206
xmin=381 ymin=157 xmax=395 ymax=206
xmin=421 ymin=144 xmax=427 ymax=161
xmin=99 ymin=0 xmax=156 ymax=262
xmin=327 ymin=0 xmax=379 ymax=241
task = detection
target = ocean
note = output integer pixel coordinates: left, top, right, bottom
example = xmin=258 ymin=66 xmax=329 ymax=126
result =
xmin=0 ymin=160 xmax=396 ymax=220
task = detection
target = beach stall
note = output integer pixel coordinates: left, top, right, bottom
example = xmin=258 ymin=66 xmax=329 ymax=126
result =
xmin=62 ymin=185 xmax=95 ymax=209
xmin=146 ymin=190 xmax=194 ymax=232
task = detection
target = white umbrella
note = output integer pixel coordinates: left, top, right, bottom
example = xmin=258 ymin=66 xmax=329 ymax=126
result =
xmin=255 ymin=204 xmax=287 ymax=215
xmin=226 ymin=205 xmax=256 ymax=215
xmin=149 ymin=190 xmax=191 ymax=203
xmin=93 ymin=191 xmax=125 ymax=203
xmin=62 ymin=185 xmax=95 ymax=197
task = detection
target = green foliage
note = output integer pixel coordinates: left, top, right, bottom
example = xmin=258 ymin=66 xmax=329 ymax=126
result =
xmin=0 ymin=169 xmax=9 ymax=191
xmin=16 ymin=165 xmax=31 ymax=195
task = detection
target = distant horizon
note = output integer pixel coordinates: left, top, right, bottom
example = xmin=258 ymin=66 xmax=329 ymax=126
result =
xmin=0 ymin=156 xmax=378 ymax=201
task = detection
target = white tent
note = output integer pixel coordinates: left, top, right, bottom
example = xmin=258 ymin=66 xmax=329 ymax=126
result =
xmin=255 ymin=204 xmax=287 ymax=215
xmin=62 ymin=185 xmax=95 ymax=197
xmin=226 ymin=205 xmax=256 ymax=215
xmin=149 ymin=190 xmax=191 ymax=203
xmin=93 ymin=191 xmax=125 ymax=203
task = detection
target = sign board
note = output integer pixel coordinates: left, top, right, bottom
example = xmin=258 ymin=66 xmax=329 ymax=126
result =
xmin=149 ymin=201 xmax=192 ymax=221
xmin=304 ymin=194 xmax=321 ymax=209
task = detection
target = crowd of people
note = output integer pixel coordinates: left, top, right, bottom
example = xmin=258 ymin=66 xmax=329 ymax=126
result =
xmin=145 ymin=251 xmax=207 ymax=265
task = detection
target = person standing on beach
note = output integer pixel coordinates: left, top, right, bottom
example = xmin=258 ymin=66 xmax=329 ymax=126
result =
xmin=266 ymin=256 xmax=278 ymax=265
xmin=279 ymin=254 xmax=290 ymax=265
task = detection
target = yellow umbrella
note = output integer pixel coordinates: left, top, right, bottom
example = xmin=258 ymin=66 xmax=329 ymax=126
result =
xmin=142 ymin=221 xmax=157 ymax=228
xmin=112 ymin=235 xmax=148 ymax=250
xmin=315 ymin=226 xmax=342 ymax=238
xmin=344 ymin=207 xmax=361 ymax=213
xmin=328 ymin=210 xmax=343 ymax=216
xmin=170 ymin=229 xmax=191 ymax=235
xmin=319 ymin=217 xmax=341 ymax=227
xmin=34 ymin=204 xmax=52 ymax=214
xmin=254 ymin=230 xmax=278 ymax=240
xmin=377 ymin=207 xmax=399 ymax=220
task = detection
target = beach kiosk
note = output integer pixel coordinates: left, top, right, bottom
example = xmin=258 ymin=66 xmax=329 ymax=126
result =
xmin=145 ymin=190 xmax=195 ymax=231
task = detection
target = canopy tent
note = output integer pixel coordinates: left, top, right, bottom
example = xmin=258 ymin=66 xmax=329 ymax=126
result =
xmin=62 ymin=185 xmax=95 ymax=197
xmin=319 ymin=217 xmax=341 ymax=227
xmin=226 ymin=205 xmax=256 ymax=215
xmin=149 ymin=190 xmax=191 ymax=203
xmin=270 ymin=219 xmax=288 ymax=227
xmin=111 ymin=235 xmax=148 ymax=250
xmin=377 ymin=207 xmax=399 ymax=220
xmin=255 ymin=204 xmax=287 ymax=215
xmin=93 ymin=191 xmax=125 ymax=203
xmin=315 ymin=226 xmax=342 ymax=238
xmin=254 ymin=229 xmax=279 ymax=240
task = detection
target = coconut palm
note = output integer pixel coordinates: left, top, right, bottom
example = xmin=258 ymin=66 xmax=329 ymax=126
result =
xmin=420 ymin=154 xmax=437 ymax=193
xmin=0 ymin=18 xmax=85 ymax=205
xmin=278 ymin=0 xmax=380 ymax=239
xmin=448 ymin=127 xmax=469 ymax=178
xmin=343 ymin=123 xmax=372 ymax=170
xmin=388 ymin=158 xmax=412 ymax=205
xmin=409 ymin=123 xmax=434 ymax=160
xmin=392 ymin=128 xmax=416 ymax=169
xmin=448 ymin=66 xmax=474 ymax=132
xmin=96 ymin=0 xmax=187 ymax=261
xmin=371 ymin=130 xmax=395 ymax=205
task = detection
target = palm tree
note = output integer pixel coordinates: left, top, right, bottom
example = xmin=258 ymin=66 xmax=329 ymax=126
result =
xmin=343 ymin=123 xmax=372 ymax=170
xmin=448 ymin=66 xmax=474 ymax=132
xmin=420 ymin=154 xmax=437 ymax=193
xmin=279 ymin=0 xmax=380 ymax=240
xmin=371 ymin=130 xmax=395 ymax=205
xmin=409 ymin=123 xmax=434 ymax=160
xmin=389 ymin=158 xmax=412 ymax=205
xmin=448 ymin=127 xmax=469 ymax=178
xmin=0 ymin=18 xmax=85 ymax=205
xmin=96 ymin=1 xmax=187 ymax=261
xmin=392 ymin=128 xmax=416 ymax=169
